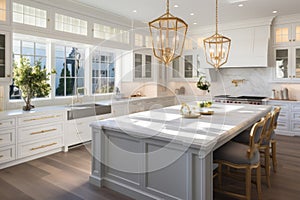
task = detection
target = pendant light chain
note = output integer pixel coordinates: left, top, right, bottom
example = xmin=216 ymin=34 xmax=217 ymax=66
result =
xmin=166 ymin=0 xmax=170 ymax=14
xmin=216 ymin=0 xmax=218 ymax=34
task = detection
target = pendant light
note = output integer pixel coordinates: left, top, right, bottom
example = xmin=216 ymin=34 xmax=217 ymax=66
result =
xmin=149 ymin=0 xmax=188 ymax=65
xmin=203 ymin=0 xmax=231 ymax=70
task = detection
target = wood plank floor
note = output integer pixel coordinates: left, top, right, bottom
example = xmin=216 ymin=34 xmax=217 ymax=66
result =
xmin=0 ymin=135 xmax=299 ymax=200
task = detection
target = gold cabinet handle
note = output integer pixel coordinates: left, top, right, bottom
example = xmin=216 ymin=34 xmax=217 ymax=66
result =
xmin=24 ymin=115 xmax=60 ymax=122
xmin=30 ymin=142 xmax=57 ymax=151
xmin=0 ymin=123 xmax=2 ymax=125
xmin=0 ymin=138 xmax=3 ymax=141
xmin=30 ymin=128 xmax=57 ymax=135
xmin=0 ymin=155 xmax=3 ymax=158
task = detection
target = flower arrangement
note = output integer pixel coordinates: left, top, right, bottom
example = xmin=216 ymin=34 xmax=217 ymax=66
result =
xmin=196 ymin=76 xmax=210 ymax=93
xmin=13 ymin=57 xmax=56 ymax=111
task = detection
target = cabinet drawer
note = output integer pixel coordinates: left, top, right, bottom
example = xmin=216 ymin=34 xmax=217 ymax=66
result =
xmin=18 ymin=137 xmax=63 ymax=158
xmin=0 ymin=146 xmax=15 ymax=164
xmin=18 ymin=112 xmax=64 ymax=126
xmin=267 ymin=101 xmax=289 ymax=111
xmin=291 ymin=121 xmax=300 ymax=132
xmin=0 ymin=129 xmax=15 ymax=147
xmin=276 ymin=120 xmax=289 ymax=131
xmin=0 ymin=118 xmax=15 ymax=130
xmin=292 ymin=112 xmax=300 ymax=121
xmin=291 ymin=104 xmax=300 ymax=111
xmin=278 ymin=111 xmax=289 ymax=121
xmin=18 ymin=124 xmax=63 ymax=143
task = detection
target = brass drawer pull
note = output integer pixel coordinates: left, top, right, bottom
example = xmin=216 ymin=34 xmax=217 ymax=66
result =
xmin=30 ymin=128 xmax=57 ymax=135
xmin=0 ymin=155 xmax=3 ymax=158
xmin=30 ymin=142 xmax=57 ymax=151
xmin=0 ymin=123 xmax=2 ymax=125
xmin=0 ymin=138 xmax=3 ymax=141
xmin=24 ymin=115 xmax=60 ymax=122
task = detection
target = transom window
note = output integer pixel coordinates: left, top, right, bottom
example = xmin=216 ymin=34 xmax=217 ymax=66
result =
xmin=55 ymin=13 xmax=87 ymax=36
xmin=93 ymin=23 xmax=129 ymax=44
xmin=135 ymin=34 xmax=143 ymax=47
xmin=13 ymin=2 xmax=47 ymax=28
xmin=0 ymin=0 xmax=6 ymax=21
xmin=92 ymin=51 xmax=115 ymax=94
xmin=55 ymin=46 xmax=85 ymax=96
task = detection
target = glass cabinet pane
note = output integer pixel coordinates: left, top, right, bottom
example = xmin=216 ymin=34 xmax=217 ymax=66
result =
xmin=275 ymin=27 xmax=289 ymax=43
xmin=145 ymin=55 xmax=151 ymax=78
xmin=172 ymin=57 xmax=180 ymax=78
xmin=296 ymin=26 xmax=300 ymax=42
xmin=134 ymin=53 xmax=142 ymax=78
xmin=0 ymin=34 xmax=5 ymax=77
xmin=184 ymin=55 xmax=193 ymax=78
xmin=275 ymin=49 xmax=289 ymax=79
xmin=296 ymin=48 xmax=300 ymax=78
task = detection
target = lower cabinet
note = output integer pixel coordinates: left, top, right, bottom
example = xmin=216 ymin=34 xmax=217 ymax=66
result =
xmin=0 ymin=145 xmax=15 ymax=164
xmin=267 ymin=100 xmax=300 ymax=136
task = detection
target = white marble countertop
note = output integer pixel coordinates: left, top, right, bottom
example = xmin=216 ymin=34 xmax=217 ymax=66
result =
xmin=0 ymin=96 xmax=176 ymax=119
xmin=90 ymin=103 xmax=272 ymax=156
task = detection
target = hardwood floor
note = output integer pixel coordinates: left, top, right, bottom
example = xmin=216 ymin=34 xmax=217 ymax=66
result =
xmin=0 ymin=135 xmax=299 ymax=200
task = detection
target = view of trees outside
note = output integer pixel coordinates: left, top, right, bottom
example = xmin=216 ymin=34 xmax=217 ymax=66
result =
xmin=92 ymin=51 xmax=115 ymax=94
xmin=10 ymin=40 xmax=47 ymax=100
xmin=55 ymin=46 xmax=85 ymax=96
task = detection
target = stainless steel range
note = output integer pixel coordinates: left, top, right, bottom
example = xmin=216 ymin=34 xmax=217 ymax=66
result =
xmin=214 ymin=95 xmax=267 ymax=105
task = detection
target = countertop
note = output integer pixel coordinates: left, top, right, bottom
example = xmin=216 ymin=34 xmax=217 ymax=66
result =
xmin=90 ymin=103 xmax=272 ymax=156
xmin=0 ymin=96 xmax=175 ymax=119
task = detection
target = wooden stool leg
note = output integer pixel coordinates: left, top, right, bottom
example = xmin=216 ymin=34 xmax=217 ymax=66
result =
xmin=256 ymin=165 xmax=262 ymax=200
xmin=245 ymin=167 xmax=251 ymax=200
xmin=271 ymin=140 xmax=277 ymax=173
xmin=265 ymin=146 xmax=271 ymax=187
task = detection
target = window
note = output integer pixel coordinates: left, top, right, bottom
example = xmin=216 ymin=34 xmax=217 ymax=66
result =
xmin=145 ymin=36 xmax=152 ymax=48
xmin=13 ymin=2 xmax=47 ymax=28
xmin=92 ymin=51 xmax=115 ymax=94
xmin=55 ymin=13 xmax=87 ymax=36
xmin=275 ymin=27 xmax=289 ymax=43
xmin=93 ymin=23 xmax=129 ymax=44
xmin=55 ymin=46 xmax=85 ymax=96
xmin=10 ymin=39 xmax=47 ymax=99
xmin=0 ymin=0 xmax=6 ymax=21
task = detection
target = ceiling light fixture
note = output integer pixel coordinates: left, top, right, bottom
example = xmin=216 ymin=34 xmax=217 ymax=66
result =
xmin=272 ymin=10 xmax=278 ymax=14
xmin=238 ymin=4 xmax=244 ymax=7
xmin=190 ymin=13 xmax=195 ymax=16
xmin=193 ymin=22 xmax=197 ymax=25
xmin=174 ymin=5 xmax=179 ymax=8
xmin=203 ymin=0 xmax=231 ymax=70
xmin=133 ymin=10 xmax=137 ymax=13
xmin=148 ymin=0 xmax=188 ymax=65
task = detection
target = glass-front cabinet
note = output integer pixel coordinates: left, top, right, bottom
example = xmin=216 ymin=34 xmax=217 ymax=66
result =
xmin=0 ymin=0 xmax=8 ymax=23
xmin=134 ymin=53 xmax=152 ymax=80
xmin=170 ymin=52 xmax=200 ymax=81
xmin=0 ymin=31 xmax=10 ymax=80
xmin=274 ymin=23 xmax=300 ymax=81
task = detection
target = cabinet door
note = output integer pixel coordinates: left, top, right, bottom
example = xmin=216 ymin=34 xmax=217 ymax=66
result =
xmin=274 ymin=47 xmax=291 ymax=79
xmin=145 ymin=55 xmax=152 ymax=78
xmin=292 ymin=47 xmax=300 ymax=79
xmin=274 ymin=25 xmax=291 ymax=45
xmin=184 ymin=55 xmax=193 ymax=78
xmin=292 ymin=24 xmax=300 ymax=44
xmin=134 ymin=53 xmax=143 ymax=78
xmin=0 ymin=0 xmax=8 ymax=24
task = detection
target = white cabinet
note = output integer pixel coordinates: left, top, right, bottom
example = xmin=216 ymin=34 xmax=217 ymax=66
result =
xmin=17 ymin=111 xmax=64 ymax=158
xmin=169 ymin=52 xmax=202 ymax=81
xmin=0 ymin=117 xmax=16 ymax=164
xmin=267 ymin=100 xmax=300 ymax=136
xmin=273 ymin=23 xmax=300 ymax=81
xmin=134 ymin=52 xmax=152 ymax=80
xmin=0 ymin=31 xmax=12 ymax=81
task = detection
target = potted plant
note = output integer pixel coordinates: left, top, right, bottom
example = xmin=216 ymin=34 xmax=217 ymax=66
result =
xmin=13 ymin=57 xmax=55 ymax=111
xmin=196 ymin=76 xmax=210 ymax=93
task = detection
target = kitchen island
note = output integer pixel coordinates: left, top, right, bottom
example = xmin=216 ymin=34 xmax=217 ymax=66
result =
xmin=89 ymin=103 xmax=272 ymax=200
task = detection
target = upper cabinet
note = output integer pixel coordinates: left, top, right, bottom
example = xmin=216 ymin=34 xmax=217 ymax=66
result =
xmin=0 ymin=31 xmax=11 ymax=81
xmin=134 ymin=52 xmax=152 ymax=80
xmin=0 ymin=0 xmax=9 ymax=24
xmin=273 ymin=22 xmax=300 ymax=81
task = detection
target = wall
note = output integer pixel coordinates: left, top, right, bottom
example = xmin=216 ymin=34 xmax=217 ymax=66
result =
xmin=166 ymin=67 xmax=300 ymax=100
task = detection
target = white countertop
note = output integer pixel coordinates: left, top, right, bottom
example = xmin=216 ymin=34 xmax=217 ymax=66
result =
xmin=90 ymin=103 xmax=272 ymax=156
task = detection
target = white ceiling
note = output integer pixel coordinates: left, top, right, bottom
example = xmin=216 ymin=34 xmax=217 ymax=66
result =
xmin=72 ymin=0 xmax=300 ymax=27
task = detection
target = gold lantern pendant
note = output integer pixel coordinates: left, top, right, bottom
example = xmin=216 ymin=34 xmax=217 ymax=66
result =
xmin=149 ymin=0 xmax=188 ymax=65
xmin=204 ymin=0 xmax=231 ymax=70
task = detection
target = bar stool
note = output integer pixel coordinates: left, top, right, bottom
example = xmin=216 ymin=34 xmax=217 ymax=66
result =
xmin=214 ymin=117 xmax=267 ymax=200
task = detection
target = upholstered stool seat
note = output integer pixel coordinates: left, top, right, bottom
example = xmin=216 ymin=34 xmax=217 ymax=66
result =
xmin=214 ymin=141 xmax=260 ymax=165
